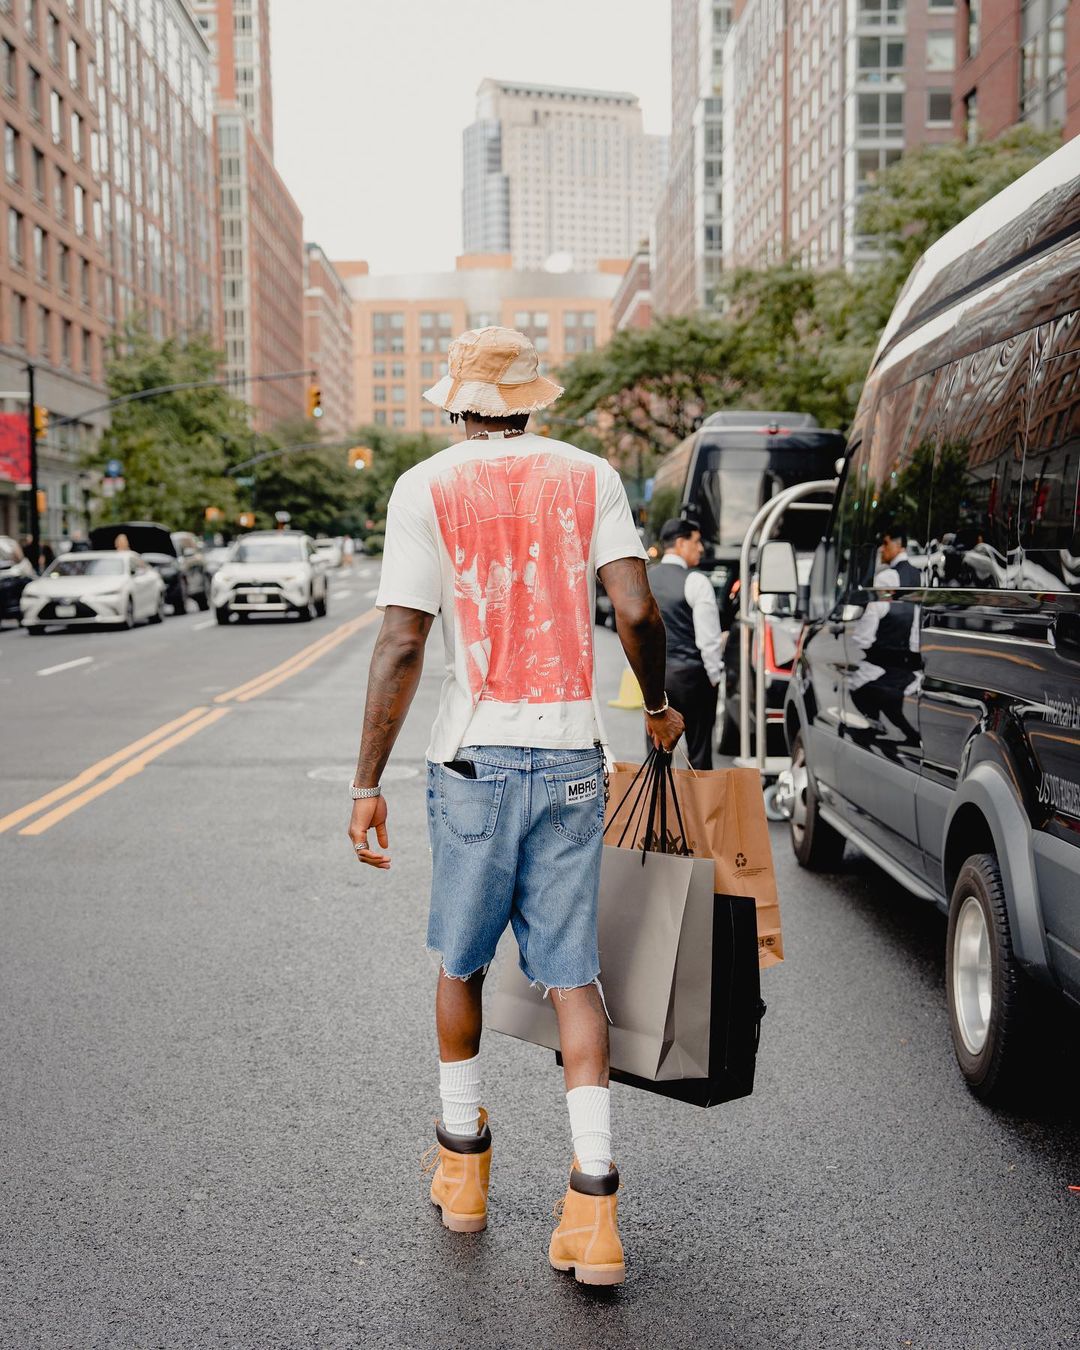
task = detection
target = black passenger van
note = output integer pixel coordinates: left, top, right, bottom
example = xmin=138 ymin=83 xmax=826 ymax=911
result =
xmin=652 ymin=412 xmax=844 ymax=626
xmin=777 ymin=138 xmax=1080 ymax=1100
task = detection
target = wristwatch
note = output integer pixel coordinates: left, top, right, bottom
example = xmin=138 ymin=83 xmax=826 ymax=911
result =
xmin=350 ymin=783 xmax=382 ymax=800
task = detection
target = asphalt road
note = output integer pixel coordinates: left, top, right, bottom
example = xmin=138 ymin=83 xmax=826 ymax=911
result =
xmin=1 ymin=561 xmax=1078 ymax=1349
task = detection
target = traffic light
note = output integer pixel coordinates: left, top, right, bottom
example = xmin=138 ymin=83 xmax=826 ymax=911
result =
xmin=348 ymin=446 xmax=373 ymax=470
xmin=33 ymin=405 xmax=48 ymax=435
xmin=307 ymin=384 xmax=323 ymax=419
xmin=35 ymin=489 xmax=47 ymax=516
xmin=204 ymin=506 xmax=224 ymax=523
xmin=237 ymin=512 xmax=255 ymax=528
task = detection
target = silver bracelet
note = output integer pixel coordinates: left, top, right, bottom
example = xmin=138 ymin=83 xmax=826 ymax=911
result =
xmin=644 ymin=694 xmax=669 ymax=717
xmin=350 ymin=783 xmax=382 ymax=800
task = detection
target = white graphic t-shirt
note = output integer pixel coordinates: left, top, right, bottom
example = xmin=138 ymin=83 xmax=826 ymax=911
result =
xmin=375 ymin=432 xmax=647 ymax=762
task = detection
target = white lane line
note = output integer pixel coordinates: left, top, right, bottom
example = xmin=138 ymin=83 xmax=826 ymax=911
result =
xmin=192 ymin=619 xmax=215 ymax=631
xmin=332 ymin=589 xmax=352 ymax=600
xmin=37 ymin=655 xmax=94 ymax=677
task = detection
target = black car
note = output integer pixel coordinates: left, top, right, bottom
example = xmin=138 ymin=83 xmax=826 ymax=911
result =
xmin=776 ymin=138 xmax=1080 ymax=1102
xmin=0 ymin=535 xmax=36 ymax=622
xmin=89 ymin=522 xmax=209 ymax=614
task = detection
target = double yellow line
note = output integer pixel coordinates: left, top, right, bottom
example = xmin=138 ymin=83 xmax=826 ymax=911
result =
xmin=1 ymin=609 xmax=378 ymax=838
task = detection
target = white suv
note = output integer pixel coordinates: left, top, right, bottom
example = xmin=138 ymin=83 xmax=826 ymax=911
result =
xmin=212 ymin=531 xmax=329 ymax=625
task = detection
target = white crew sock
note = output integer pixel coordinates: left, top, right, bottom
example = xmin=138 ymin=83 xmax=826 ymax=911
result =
xmin=439 ymin=1053 xmax=481 ymax=1137
xmin=566 ymin=1084 xmax=612 ymax=1177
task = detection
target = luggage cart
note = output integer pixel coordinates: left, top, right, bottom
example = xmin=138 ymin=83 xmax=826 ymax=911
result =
xmin=733 ymin=479 xmax=837 ymax=820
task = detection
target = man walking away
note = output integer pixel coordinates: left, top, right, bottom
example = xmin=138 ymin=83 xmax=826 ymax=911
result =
xmin=649 ymin=518 xmax=723 ymax=769
xmin=346 ymin=326 xmax=684 ymax=1286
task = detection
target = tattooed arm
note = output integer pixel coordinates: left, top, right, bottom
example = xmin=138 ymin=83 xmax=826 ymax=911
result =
xmin=349 ymin=605 xmax=435 ymax=869
xmin=598 ymin=558 xmax=685 ymax=753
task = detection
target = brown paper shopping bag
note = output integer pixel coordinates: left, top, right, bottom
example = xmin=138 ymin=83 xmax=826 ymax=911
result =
xmin=605 ymin=761 xmax=783 ymax=968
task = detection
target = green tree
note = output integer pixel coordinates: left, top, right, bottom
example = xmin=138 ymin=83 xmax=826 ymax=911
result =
xmin=87 ymin=324 xmax=250 ymax=530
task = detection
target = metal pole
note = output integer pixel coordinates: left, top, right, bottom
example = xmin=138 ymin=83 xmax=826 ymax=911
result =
xmin=27 ymin=362 xmax=39 ymax=572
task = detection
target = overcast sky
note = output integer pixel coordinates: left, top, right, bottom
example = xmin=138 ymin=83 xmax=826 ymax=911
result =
xmin=268 ymin=0 xmax=672 ymax=276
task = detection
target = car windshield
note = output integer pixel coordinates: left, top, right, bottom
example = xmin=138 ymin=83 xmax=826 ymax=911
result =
xmin=47 ymin=557 xmax=126 ymax=577
xmin=234 ymin=539 xmax=305 ymax=563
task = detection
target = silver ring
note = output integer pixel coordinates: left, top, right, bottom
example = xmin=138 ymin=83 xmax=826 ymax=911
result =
xmin=353 ymin=842 xmax=365 ymax=853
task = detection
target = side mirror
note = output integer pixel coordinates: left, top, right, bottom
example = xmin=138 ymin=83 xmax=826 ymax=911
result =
xmin=757 ymin=540 xmax=799 ymax=596
xmin=807 ymin=538 xmax=837 ymax=622
xmin=834 ymin=456 xmax=846 ymax=477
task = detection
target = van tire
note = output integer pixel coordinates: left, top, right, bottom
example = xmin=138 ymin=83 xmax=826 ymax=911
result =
xmin=946 ymin=854 xmax=1032 ymax=1103
xmin=789 ymin=730 xmax=845 ymax=871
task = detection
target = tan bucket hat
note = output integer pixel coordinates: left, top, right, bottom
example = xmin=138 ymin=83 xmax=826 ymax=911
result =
xmin=422 ymin=326 xmax=564 ymax=417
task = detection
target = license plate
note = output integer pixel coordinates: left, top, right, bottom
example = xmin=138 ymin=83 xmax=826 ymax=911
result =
xmin=55 ymin=604 xmax=76 ymax=617
xmin=246 ymin=592 xmax=267 ymax=604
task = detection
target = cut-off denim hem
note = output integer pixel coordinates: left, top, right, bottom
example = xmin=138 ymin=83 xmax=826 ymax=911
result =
xmin=428 ymin=948 xmax=489 ymax=982
xmin=528 ymin=974 xmax=611 ymax=1023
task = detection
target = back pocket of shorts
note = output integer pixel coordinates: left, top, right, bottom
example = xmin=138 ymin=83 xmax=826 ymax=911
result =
xmin=544 ymin=767 xmax=604 ymax=845
xmin=439 ymin=766 xmax=506 ymax=843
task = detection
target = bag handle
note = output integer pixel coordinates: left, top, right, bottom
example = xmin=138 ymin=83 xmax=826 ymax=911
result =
xmin=605 ymin=749 xmax=690 ymax=861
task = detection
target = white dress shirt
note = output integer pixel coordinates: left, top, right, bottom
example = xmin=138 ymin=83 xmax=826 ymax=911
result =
xmin=659 ymin=553 xmax=724 ymax=686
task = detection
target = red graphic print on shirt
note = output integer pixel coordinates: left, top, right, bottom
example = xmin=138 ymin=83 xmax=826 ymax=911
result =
xmin=430 ymin=451 xmax=597 ymax=703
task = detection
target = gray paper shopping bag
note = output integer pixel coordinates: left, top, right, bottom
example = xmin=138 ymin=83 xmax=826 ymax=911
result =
xmin=489 ymin=844 xmax=717 ymax=1083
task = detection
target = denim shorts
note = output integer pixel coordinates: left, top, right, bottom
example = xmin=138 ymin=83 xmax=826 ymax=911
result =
xmin=425 ymin=744 xmax=605 ymax=990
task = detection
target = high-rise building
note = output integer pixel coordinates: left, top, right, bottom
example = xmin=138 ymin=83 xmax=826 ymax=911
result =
xmin=303 ymin=242 xmax=354 ymax=441
xmin=722 ymin=0 xmax=959 ymax=272
xmin=193 ymin=0 xmax=305 ymax=429
xmin=652 ymin=0 xmax=730 ymax=315
xmin=0 ymin=0 xmax=218 ymax=544
xmin=462 ymin=79 xmax=668 ymax=272
xmin=953 ymin=1 xmax=1079 ymax=143
xmin=339 ymin=255 xmax=620 ymax=436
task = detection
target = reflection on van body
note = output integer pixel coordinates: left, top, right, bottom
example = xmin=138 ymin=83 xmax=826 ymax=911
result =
xmin=784 ymin=136 xmax=1080 ymax=1101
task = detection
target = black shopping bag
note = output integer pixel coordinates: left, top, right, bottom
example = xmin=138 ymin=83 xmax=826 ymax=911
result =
xmin=491 ymin=751 xmax=766 ymax=1107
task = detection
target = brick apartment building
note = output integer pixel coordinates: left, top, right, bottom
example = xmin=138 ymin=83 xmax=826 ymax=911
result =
xmin=303 ymin=241 xmax=354 ymax=441
xmin=953 ymin=0 xmax=1080 ymax=141
xmin=0 ymin=0 xmax=217 ymax=543
xmin=611 ymin=245 xmax=654 ymax=331
xmin=722 ymin=0 xmax=959 ymax=272
xmin=193 ymin=0 xmax=305 ymax=430
xmin=338 ymin=254 xmax=620 ymax=438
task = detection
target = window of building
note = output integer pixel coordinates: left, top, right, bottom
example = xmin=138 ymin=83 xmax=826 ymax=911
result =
xmin=421 ymin=361 xmax=434 ymax=380
xmin=964 ymin=89 xmax=978 ymax=143
xmin=61 ymin=318 xmax=71 ymax=366
xmin=73 ymin=182 xmax=84 ymax=234
xmin=437 ymin=312 xmax=452 ymax=327
xmin=7 ymin=206 xmax=23 ymax=267
xmin=47 ymin=11 xmax=60 ymax=64
xmin=966 ymin=0 xmax=980 ymax=59
xmin=4 ymin=123 xmax=18 ymax=181
xmin=927 ymin=31 xmax=955 ymax=70
xmin=389 ymin=312 xmax=404 ymax=330
xmin=420 ymin=311 xmax=434 ymax=328
xmin=67 ymin=36 xmax=79 ymax=86
xmin=927 ymin=89 xmax=952 ymax=123
xmin=391 ymin=385 xmax=405 ymax=403
xmin=10 ymin=291 xmax=26 ymax=345
xmin=79 ymin=255 xmax=89 ymax=304
xmin=70 ymin=110 xmax=81 ymax=160
xmin=373 ymin=336 xmax=387 ymax=353
xmin=514 ymin=310 xmax=529 ymax=328
xmin=31 ymin=147 xmax=44 ymax=199
xmin=435 ymin=337 xmax=448 ymax=353
xmin=27 ymin=65 xmax=41 ymax=119
xmin=374 ymin=410 xmax=387 ymax=425
xmin=421 ymin=409 xmax=435 ymax=428
xmin=372 ymin=361 xmax=385 ymax=378
xmin=392 ymin=410 xmax=406 ymax=428
xmin=33 ymin=224 xmax=46 ymax=280
xmin=24 ymin=0 xmax=38 ymax=42
xmin=81 ymin=328 xmax=92 ymax=376
xmin=49 ymin=89 xmax=62 ymax=144
xmin=856 ymin=90 xmax=903 ymax=131
xmin=372 ymin=385 xmax=386 ymax=403
xmin=392 ymin=362 xmax=405 ymax=378
xmin=857 ymin=36 xmax=904 ymax=78
xmin=3 ymin=40 xmax=15 ymax=95
xmin=36 ymin=303 xmax=49 ymax=353
xmin=856 ymin=0 xmax=904 ymax=24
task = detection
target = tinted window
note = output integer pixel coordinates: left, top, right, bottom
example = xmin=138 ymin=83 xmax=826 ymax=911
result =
xmin=930 ymin=332 xmax=1035 ymax=589
xmin=47 ymin=556 xmax=125 ymax=576
xmin=234 ymin=538 xmax=305 ymax=564
xmin=697 ymin=440 xmax=840 ymax=550
xmin=847 ymin=370 xmax=945 ymax=591
xmin=1018 ymin=340 xmax=1080 ymax=591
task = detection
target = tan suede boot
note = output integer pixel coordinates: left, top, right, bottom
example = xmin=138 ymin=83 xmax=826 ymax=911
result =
xmin=549 ymin=1162 xmax=625 ymax=1285
xmin=427 ymin=1108 xmax=492 ymax=1233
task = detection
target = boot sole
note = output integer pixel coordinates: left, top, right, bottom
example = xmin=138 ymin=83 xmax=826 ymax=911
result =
xmin=431 ymin=1198 xmax=487 ymax=1233
xmin=549 ymin=1256 xmax=626 ymax=1286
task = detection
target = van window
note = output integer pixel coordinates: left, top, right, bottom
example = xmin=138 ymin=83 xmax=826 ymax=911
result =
xmin=848 ymin=369 xmax=945 ymax=588
xmin=931 ymin=331 xmax=1035 ymax=589
xmin=1019 ymin=340 xmax=1080 ymax=591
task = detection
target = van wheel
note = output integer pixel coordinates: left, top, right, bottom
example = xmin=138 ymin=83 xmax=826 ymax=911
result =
xmin=946 ymin=854 xmax=1032 ymax=1102
xmin=788 ymin=730 xmax=845 ymax=871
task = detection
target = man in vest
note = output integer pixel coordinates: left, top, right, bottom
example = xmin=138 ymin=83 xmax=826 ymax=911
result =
xmin=649 ymin=518 xmax=724 ymax=768
xmin=879 ymin=527 xmax=921 ymax=588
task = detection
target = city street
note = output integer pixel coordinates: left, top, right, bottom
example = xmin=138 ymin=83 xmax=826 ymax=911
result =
xmin=1 ymin=557 xmax=1077 ymax=1349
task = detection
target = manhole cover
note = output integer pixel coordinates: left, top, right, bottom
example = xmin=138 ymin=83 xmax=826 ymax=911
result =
xmin=307 ymin=763 xmax=420 ymax=784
